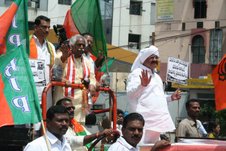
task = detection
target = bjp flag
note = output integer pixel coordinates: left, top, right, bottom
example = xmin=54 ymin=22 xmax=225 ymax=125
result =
xmin=211 ymin=54 xmax=226 ymax=111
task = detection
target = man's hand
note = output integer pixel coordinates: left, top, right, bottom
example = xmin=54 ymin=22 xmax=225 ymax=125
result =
xmin=151 ymin=140 xmax=171 ymax=151
xmin=99 ymin=128 xmax=114 ymax=137
xmin=60 ymin=43 xmax=71 ymax=63
xmin=171 ymin=89 xmax=181 ymax=101
xmin=140 ymin=70 xmax=151 ymax=87
xmin=89 ymin=84 xmax=96 ymax=97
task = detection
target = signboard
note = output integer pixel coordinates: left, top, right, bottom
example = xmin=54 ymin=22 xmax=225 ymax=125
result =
xmin=167 ymin=57 xmax=189 ymax=84
xmin=29 ymin=59 xmax=46 ymax=102
xmin=157 ymin=0 xmax=173 ymax=20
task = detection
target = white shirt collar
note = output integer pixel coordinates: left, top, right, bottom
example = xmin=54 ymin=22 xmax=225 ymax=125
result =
xmin=33 ymin=35 xmax=47 ymax=47
xmin=118 ymin=136 xmax=138 ymax=151
xmin=46 ymin=130 xmax=67 ymax=146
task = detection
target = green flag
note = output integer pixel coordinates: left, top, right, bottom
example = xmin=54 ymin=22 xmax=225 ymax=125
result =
xmin=0 ymin=0 xmax=29 ymax=55
xmin=0 ymin=46 xmax=42 ymax=127
xmin=0 ymin=0 xmax=42 ymax=127
xmin=63 ymin=0 xmax=107 ymax=57
xmin=100 ymin=57 xmax=115 ymax=73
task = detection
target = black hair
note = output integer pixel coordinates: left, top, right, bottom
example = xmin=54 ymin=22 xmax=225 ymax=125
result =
xmin=186 ymin=98 xmax=200 ymax=109
xmin=117 ymin=109 xmax=124 ymax=115
xmin=56 ymin=97 xmax=72 ymax=106
xmin=85 ymin=113 xmax=97 ymax=125
xmin=46 ymin=105 xmax=68 ymax=121
xmin=208 ymin=121 xmax=219 ymax=133
xmin=122 ymin=112 xmax=145 ymax=128
xmin=35 ymin=15 xmax=50 ymax=25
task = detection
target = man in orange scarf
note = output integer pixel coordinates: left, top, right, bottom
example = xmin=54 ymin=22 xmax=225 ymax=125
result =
xmin=53 ymin=34 xmax=96 ymax=123
xmin=56 ymin=97 xmax=113 ymax=151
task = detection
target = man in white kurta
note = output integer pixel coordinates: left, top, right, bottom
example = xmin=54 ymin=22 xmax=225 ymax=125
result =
xmin=126 ymin=45 xmax=181 ymax=144
xmin=53 ymin=35 xmax=96 ymax=123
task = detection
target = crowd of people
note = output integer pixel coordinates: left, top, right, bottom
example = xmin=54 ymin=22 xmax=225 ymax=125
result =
xmin=23 ymin=15 xmax=221 ymax=151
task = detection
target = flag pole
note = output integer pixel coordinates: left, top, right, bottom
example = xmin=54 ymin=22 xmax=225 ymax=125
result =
xmin=41 ymin=120 xmax=51 ymax=151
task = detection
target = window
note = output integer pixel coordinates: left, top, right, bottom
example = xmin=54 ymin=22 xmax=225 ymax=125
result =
xmin=191 ymin=35 xmax=205 ymax=63
xmin=28 ymin=0 xmax=40 ymax=8
xmin=209 ymin=29 xmax=223 ymax=65
xmin=58 ymin=0 xmax=71 ymax=5
xmin=194 ymin=0 xmax=207 ymax=18
xmin=128 ymin=34 xmax=141 ymax=49
xmin=150 ymin=3 xmax=156 ymax=25
xmin=130 ymin=1 xmax=142 ymax=15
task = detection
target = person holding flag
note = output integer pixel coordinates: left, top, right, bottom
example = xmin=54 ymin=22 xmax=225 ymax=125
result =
xmin=126 ymin=45 xmax=181 ymax=144
xmin=24 ymin=105 xmax=72 ymax=151
xmin=56 ymin=97 xmax=114 ymax=151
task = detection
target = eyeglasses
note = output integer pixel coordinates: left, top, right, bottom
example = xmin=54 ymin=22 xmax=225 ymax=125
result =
xmin=66 ymin=106 xmax=75 ymax=111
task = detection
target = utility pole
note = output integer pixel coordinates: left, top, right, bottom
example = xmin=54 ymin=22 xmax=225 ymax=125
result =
xmin=151 ymin=32 xmax=155 ymax=45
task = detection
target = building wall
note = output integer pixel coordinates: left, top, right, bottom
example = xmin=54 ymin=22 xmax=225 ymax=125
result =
xmin=112 ymin=0 xmax=156 ymax=52
xmin=155 ymin=0 xmax=226 ymax=64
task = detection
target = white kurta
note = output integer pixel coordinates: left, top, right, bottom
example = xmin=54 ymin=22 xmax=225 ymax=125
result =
xmin=126 ymin=64 xmax=175 ymax=133
xmin=53 ymin=51 xmax=96 ymax=123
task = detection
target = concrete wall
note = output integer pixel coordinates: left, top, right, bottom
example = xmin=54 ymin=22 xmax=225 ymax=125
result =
xmin=112 ymin=0 xmax=156 ymax=51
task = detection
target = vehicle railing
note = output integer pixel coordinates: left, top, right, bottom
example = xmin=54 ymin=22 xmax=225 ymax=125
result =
xmin=41 ymin=81 xmax=117 ymax=130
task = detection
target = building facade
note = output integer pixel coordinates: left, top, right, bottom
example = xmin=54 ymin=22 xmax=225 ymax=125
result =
xmin=155 ymin=0 xmax=226 ymax=117
xmin=112 ymin=0 xmax=156 ymax=52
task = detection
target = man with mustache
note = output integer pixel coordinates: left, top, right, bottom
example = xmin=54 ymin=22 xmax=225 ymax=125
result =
xmin=177 ymin=99 xmax=207 ymax=138
xmin=24 ymin=105 xmax=72 ymax=151
xmin=53 ymin=34 xmax=97 ymax=124
xmin=126 ymin=45 xmax=181 ymax=144
xmin=29 ymin=15 xmax=56 ymax=137
xmin=108 ymin=113 xmax=170 ymax=151
xmin=30 ymin=15 xmax=56 ymax=83
xmin=56 ymin=97 xmax=113 ymax=151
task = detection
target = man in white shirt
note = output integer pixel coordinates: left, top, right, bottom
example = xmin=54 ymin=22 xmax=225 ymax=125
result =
xmin=29 ymin=15 xmax=56 ymax=136
xmin=126 ymin=45 xmax=181 ymax=144
xmin=24 ymin=105 xmax=72 ymax=151
xmin=108 ymin=113 xmax=170 ymax=151
xmin=56 ymin=97 xmax=113 ymax=151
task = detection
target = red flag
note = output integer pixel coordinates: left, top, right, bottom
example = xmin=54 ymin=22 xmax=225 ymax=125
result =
xmin=63 ymin=0 xmax=107 ymax=57
xmin=0 ymin=75 xmax=14 ymax=126
xmin=63 ymin=10 xmax=79 ymax=39
xmin=211 ymin=54 xmax=226 ymax=111
xmin=0 ymin=2 xmax=18 ymax=54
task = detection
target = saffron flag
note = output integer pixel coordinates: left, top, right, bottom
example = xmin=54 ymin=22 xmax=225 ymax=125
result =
xmin=63 ymin=0 xmax=107 ymax=57
xmin=0 ymin=0 xmax=29 ymax=55
xmin=211 ymin=54 xmax=226 ymax=111
xmin=0 ymin=0 xmax=42 ymax=127
xmin=0 ymin=46 xmax=42 ymax=127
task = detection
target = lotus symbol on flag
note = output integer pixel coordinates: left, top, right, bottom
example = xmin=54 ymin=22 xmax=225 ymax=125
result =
xmin=218 ymin=57 xmax=226 ymax=81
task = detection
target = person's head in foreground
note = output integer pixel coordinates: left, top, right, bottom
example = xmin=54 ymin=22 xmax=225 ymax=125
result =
xmin=122 ymin=112 xmax=145 ymax=147
xmin=121 ymin=113 xmax=170 ymax=151
xmin=46 ymin=105 xmax=70 ymax=141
